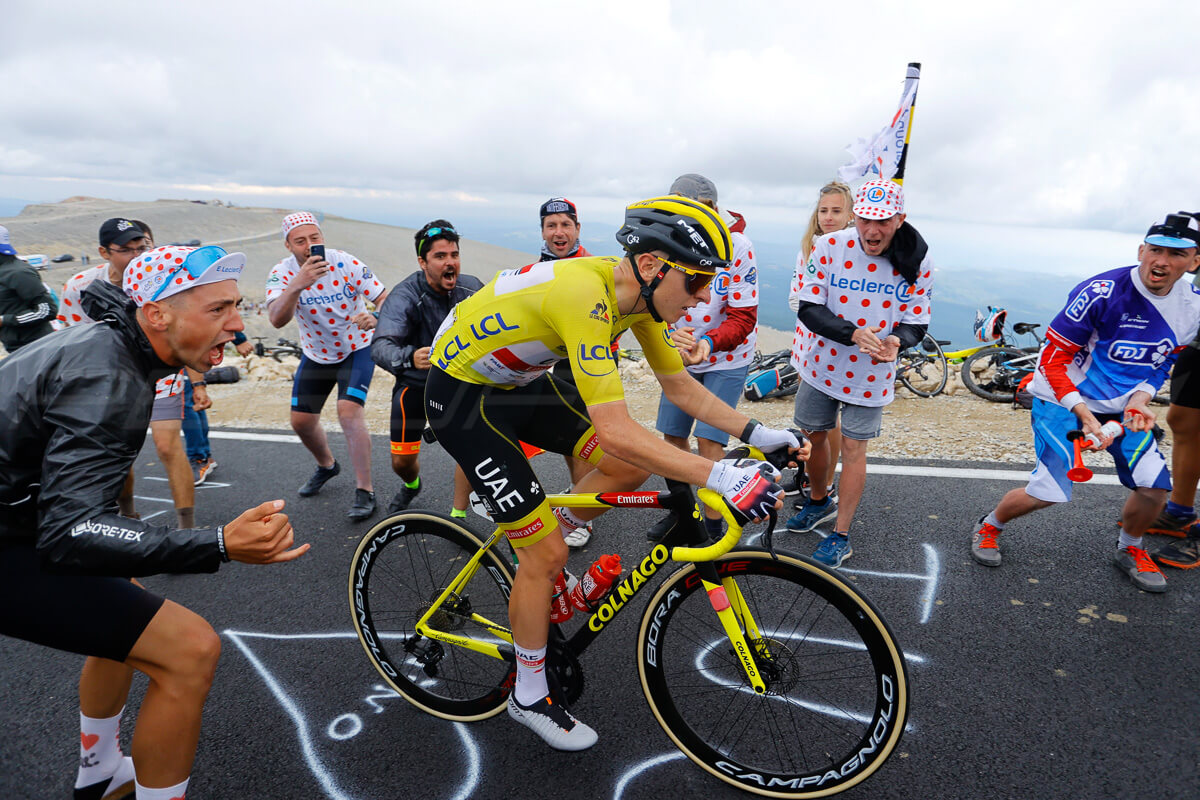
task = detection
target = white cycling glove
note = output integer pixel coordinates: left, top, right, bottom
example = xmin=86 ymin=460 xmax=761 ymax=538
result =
xmin=706 ymin=458 xmax=784 ymax=525
xmin=742 ymin=419 xmax=801 ymax=453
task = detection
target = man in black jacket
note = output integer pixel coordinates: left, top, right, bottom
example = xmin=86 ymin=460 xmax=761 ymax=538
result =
xmin=0 ymin=245 xmax=308 ymax=800
xmin=372 ymin=220 xmax=483 ymax=515
xmin=0 ymin=224 xmax=55 ymax=352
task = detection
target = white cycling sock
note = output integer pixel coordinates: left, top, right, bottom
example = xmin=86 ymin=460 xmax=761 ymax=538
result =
xmin=135 ymin=776 xmax=189 ymax=799
xmin=75 ymin=707 xmax=125 ymax=789
xmin=1118 ymin=531 xmax=1142 ymax=550
xmin=554 ymin=506 xmax=587 ymax=531
xmin=514 ymin=643 xmax=549 ymax=706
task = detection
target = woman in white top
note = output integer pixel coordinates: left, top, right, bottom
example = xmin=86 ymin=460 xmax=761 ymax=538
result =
xmin=788 ymin=181 xmax=854 ymax=495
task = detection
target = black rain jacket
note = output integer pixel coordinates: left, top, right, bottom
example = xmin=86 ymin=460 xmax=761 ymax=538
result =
xmin=371 ymin=270 xmax=483 ymax=387
xmin=0 ymin=280 xmax=224 ymax=575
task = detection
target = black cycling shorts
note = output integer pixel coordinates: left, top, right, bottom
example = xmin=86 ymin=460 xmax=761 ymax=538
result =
xmin=425 ymin=367 xmax=604 ymax=547
xmin=1170 ymin=346 xmax=1200 ymax=410
xmin=390 ymin=382 xmax=427 ymax=457
xmin=290 ymin=347 xmax=375 ymax=414
xmin=0 ymin=543 xmax=165 ymax=662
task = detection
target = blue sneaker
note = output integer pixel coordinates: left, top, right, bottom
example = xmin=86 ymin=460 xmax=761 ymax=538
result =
xmin=785 ymin=498 xmax=838 ymax=533
xmin=812 ymin=533 xmax=852 ymax=568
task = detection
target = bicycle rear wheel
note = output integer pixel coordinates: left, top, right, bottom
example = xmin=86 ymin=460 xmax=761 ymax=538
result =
xmin=897 ymin=334 xmax=948 ymax=397
xmin=348 ymin=512 xmax=515 ymax=721
xmin=638 ymin=550 xmax=909 ymax=798
xmin=961 ymin=345 xmax=1026 ymax=402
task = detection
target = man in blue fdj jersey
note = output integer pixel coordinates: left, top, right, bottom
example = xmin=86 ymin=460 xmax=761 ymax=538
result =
xmin=970 ymin=213 xmax=1200 ymax=593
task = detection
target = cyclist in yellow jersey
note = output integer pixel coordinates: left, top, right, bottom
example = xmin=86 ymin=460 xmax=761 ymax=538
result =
xmin=426 ymin=196 xmax=807 ymax=751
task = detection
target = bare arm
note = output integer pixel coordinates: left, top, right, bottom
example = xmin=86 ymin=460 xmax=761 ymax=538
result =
xmin=588 ymin=400 xmax=717 ymax=486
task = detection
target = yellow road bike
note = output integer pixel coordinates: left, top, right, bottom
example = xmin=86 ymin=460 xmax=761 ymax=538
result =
xmin=348 ymin=454 xmax=910 ymax=798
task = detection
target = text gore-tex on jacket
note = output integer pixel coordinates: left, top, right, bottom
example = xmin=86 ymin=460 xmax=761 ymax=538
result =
xmin=0 ymin=279 xmax=224 ymax=575
xmin=371 ymin=269 xmax=484 ymax=387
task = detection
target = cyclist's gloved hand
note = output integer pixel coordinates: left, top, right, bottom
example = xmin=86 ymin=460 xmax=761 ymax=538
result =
xmin=706 ymin=458 xmax=784 ymax=525
xmin=743 ymin=419 xmax=801 ymax=453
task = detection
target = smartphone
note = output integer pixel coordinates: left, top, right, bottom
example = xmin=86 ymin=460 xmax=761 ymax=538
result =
xmin=309 ymin=243 xmax=326 ymax=261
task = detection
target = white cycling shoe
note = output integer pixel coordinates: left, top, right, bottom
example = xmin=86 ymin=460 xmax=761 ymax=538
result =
xmin=507 ymin=694 xmax=598 ymax=751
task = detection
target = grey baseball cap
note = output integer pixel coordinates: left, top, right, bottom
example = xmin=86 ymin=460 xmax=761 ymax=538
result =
xmin=669 ymin=173 xmax=718 ymax=205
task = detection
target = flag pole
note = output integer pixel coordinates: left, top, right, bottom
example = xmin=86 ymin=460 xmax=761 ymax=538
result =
xmin=892 ymin=62 xmax=921 ymax=186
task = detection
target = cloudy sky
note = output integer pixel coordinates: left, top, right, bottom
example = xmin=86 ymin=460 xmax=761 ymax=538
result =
xmin=3 ymin=0 xmax=1197 ymax=275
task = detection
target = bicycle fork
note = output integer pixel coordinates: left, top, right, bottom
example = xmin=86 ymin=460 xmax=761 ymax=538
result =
xmin=695 ymin=562 xmax=769 ymax=694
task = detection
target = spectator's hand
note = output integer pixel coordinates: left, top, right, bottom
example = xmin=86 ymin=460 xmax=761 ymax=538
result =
xmin=680 ymin=338 xmax=712 ymax=366
xmin=413 ymin=346 xmax=431 ymax=370
xmin=235 ymin=340 xmax=254 ymax=357
xmin=351 ymin=311 xmax=377 ymax=331
xmin=670 ymin=325 xmax=697 ymax=351
xmin=192 ymin=384 xmax=212 ymax=412
xmin=1124 ymin=398 xmax=1155 ymax=431
xmin=223 ymin=500 xmax=310 ymax=564
xmin=1073 ymin=404 xmax=1108 ymax=445
xmin=294 ymin=254 xmax=330 ymax=290
xmin=851 ymin=325 xmax=883 ymax=354
xmin=875 ymin=335 xmax=901 ymax=363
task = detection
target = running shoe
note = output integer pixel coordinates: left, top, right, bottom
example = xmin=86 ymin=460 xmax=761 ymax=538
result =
xmin=562 ymin=521 xmax=592 ymax=548
xmin=779 ymin=473 xmax=802 ymax=496
xmin=1152 ymin=527 xmax=1200 ymax=569
xmin=785 ymin=498 xmax=838 ymax=533
xmin=812 ymin=532 xmax=852 ymax=568
xmin=507 ymin=694 xmax=598 ymax=751
xmin=970 ymin=516 xmax=1003 ymax=567
xmin=298 ymin=460 xmax=340 ymax=497
xmin=347 ymin=488 xmax=377 ymax=521
xmin=387 ymin=481 xmax=422 ymax=514
xmin=1146 ymin=508 xmax=1197 ymax=538
xmin=191 ymin=457 xmax=217 ymax=486
xmin=1114 ymin=545 xmax=1167 ymax=593
xmin=646 ymin=512 xmax=676 ymax=542
xmin=74 ymin=756 xmax=134 ymax=800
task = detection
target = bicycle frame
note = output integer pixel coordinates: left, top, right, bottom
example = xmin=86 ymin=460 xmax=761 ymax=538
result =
xmin=411 ymin=485 xmax=772 ymax=693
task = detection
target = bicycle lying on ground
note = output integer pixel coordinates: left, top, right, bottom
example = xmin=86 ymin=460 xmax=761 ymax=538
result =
xmin=895 ymin=333 xmax=950 ymax=397
xmin=250 ymin=336 xmax=303 ymax=361
xmin=958 ymin=321 xmax=1045 ymax=403
xmin=349 ymin=447 xmax=910 ymax=798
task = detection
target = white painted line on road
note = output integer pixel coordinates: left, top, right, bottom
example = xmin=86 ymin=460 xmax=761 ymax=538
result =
xmin=865 ymin=463 xmax=1122 ymax=485
xmin=209 ymin=431 xmax=301 ymax=443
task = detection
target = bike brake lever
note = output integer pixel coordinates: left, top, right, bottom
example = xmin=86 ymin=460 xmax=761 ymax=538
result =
xmin=760 ymin=508 xmax=780 ymax=560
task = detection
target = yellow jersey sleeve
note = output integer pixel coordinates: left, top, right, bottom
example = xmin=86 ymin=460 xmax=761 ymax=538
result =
xmin=629 ymin=316 xmax=685 ymax=378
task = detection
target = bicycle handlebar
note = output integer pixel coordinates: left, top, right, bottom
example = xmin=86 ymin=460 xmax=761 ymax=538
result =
xmin=670 ymin=489 xmax=746 ymax=562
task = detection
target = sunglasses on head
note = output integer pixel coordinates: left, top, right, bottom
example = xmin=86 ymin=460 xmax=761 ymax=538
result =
xmin=658 ymin=255 xmax=716 ymax=294
xmin=149 ymin=246 xmax=229 ymax=301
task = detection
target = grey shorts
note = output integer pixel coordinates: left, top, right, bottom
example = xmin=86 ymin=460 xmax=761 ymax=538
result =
xmin=792 ymin=379 xmax=883 ymax=440
xmin=150 ymin=391 xmax=184 ymax=422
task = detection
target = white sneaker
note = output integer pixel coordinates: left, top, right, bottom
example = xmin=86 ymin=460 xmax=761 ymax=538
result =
xmin=507 ymin=694 xmax=598 ymax=751
xmin=562 ymin=523 xmax=591 ymax=548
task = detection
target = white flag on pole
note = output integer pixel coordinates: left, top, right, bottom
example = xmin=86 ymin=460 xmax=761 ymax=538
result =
xmin=838 ymin=66 xmax=920 ymax=183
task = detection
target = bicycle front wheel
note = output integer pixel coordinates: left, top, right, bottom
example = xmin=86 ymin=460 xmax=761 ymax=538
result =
xmin=638 ymin=550 xmax=909 ymax=798
xmin=897 ymin=334 xmax=948 ymax=397
xmin=961 ymin=345 xmax=1026 ymax=402
xmin=348 ymin=512 xmax=515 ymax=721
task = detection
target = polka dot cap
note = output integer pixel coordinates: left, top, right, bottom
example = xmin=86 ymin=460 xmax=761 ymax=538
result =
xmin=852 ymin=179 xmax=904 ymax=220
xmin=282 ymin=211 xmax=321 ymax=241
xmin=124 ymin=245 xmax=244 ymax=307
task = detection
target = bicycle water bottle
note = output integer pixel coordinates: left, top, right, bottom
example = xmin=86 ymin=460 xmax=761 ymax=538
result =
xmin=569 ymin=554 xmax=622 ymax=612
xmin=550 ymin=570 xmax=576 ymax=624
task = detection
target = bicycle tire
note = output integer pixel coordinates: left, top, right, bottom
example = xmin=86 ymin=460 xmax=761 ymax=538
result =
xmin=961 ymin=345 xmax=1028 ymax=402
xmin=637 ymin=549 xmax=909 ymax=798
xmin=348 ymin=512 xmax=516 ymax=721
xmin=897 ymin=335 xmax=948 ymax=397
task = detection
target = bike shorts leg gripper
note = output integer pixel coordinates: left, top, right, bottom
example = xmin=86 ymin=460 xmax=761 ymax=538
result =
xmin=501 ymin=504 xmax=559 ymax=549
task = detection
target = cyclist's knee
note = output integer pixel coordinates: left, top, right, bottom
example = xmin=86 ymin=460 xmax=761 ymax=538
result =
xmin=1167 ymin=405 xmax=1200 ymax=438
xmin=139 ymin=611 xmax=221 ymax=697
xmin=391 ymin=452 xmax=418 ymax=475
xmin=514 ymin=535 xmax=568 ymax=580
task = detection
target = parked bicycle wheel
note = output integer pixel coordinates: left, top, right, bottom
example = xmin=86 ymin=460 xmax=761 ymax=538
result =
xmin=638 ymin=549 xmax=909 ymax=798
xmin=348 ymin=512 xmax=516 ymax=721
xmin=896 ymin=334 xmax=948 ymax=397
xmin=961 ymin=345 xmax=1029 ymax=402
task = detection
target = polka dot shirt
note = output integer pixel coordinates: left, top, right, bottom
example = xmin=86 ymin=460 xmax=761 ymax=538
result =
xmin=265 ymin=249 xmax=386 ymax=365
xmin=676 ymin=230 xmax=758 ymax=374
xmin=794 ymin=228 xmax=934 ymax=407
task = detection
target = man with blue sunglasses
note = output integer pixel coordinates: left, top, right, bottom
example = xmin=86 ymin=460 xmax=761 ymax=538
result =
xmin=0 ymin=244 xmax=309 ymax=800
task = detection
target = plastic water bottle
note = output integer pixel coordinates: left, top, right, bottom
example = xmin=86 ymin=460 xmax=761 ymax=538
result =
xmin=549 ymin=570 xmax=576 ymax=624
xmin=1083 ymin=420 xmax=1124 ymax=449
xmin=569 ymin=554 xmax=623 ymax=612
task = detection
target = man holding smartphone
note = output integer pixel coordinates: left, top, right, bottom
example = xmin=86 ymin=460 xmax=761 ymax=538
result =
xmin=266 ymin=212 xmax=389 ymax=520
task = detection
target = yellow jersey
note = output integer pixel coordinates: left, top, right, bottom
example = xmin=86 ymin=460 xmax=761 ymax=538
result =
xmin=431 ymin=257 xmax=683 ymax=406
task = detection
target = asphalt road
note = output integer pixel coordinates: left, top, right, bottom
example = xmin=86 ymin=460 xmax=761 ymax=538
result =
xmin=3 ymin=429 xmax=1198 ymax=800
